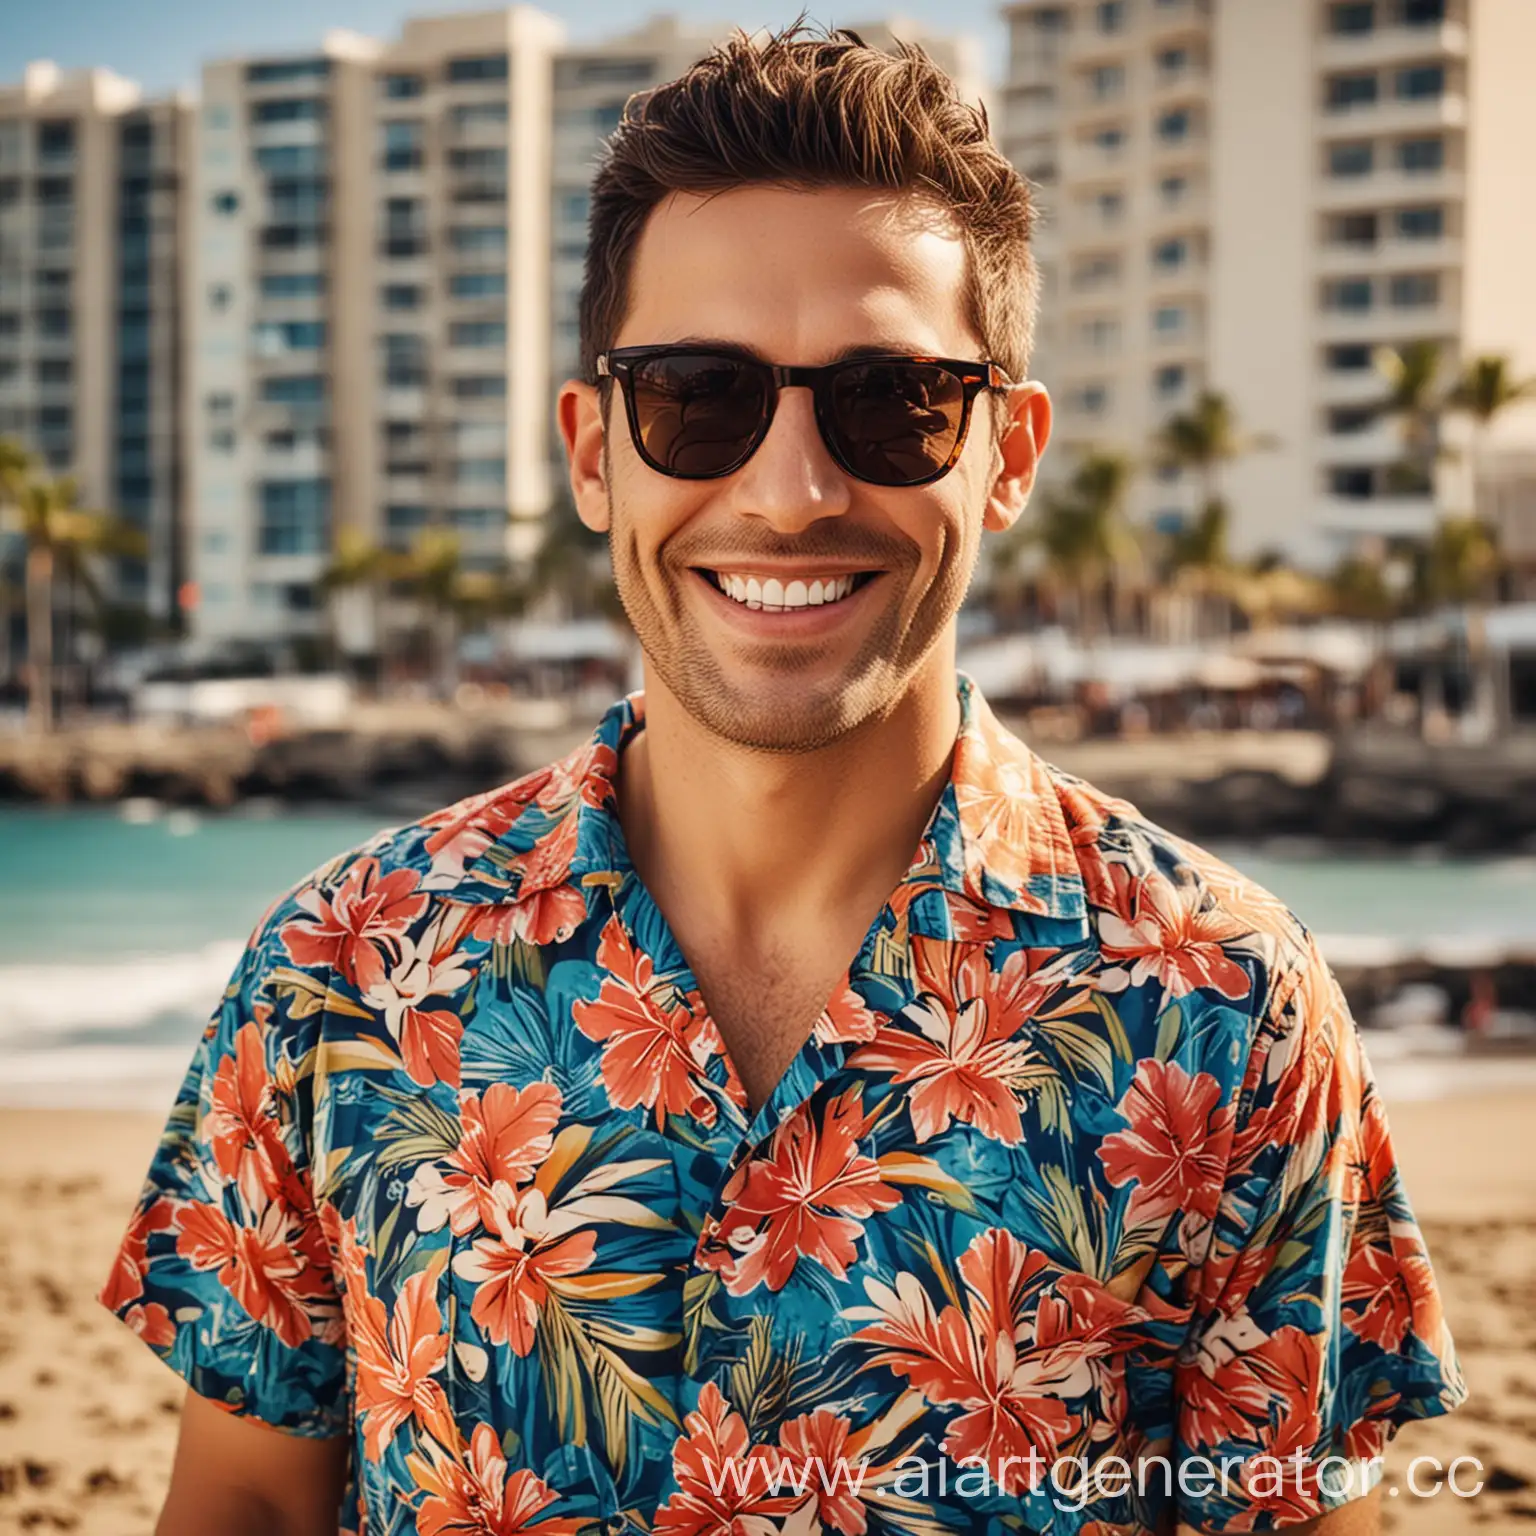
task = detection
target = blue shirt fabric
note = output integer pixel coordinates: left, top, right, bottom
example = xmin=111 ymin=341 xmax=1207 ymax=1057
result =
xmin=103 ymin=677 xmax=1464 ymax=1534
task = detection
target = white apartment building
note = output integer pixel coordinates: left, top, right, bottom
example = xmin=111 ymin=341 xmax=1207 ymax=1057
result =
xmin=0 ymin=63 xmax=189 ymax=631
xmin=186 ymin=9 xmax=562 ymax=648
xmin=1003 ymin=0 xmax=1536 ymax=570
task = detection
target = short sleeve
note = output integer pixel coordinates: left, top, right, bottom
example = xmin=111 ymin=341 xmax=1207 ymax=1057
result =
xmin=98 ymin=904 xmax=347 ymax=1437
xmin=1174 ymin=936 xmax=1466 ymax=1531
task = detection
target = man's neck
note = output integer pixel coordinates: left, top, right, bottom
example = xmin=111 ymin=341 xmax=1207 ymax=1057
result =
xmin=616 ymin=656 xmax=962 ymax=951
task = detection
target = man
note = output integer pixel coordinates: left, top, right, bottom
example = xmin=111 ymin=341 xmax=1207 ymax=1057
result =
xmin=104 ymin=26 xmax=1463 ymax=1536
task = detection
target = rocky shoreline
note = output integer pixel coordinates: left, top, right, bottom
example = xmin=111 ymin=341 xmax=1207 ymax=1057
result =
xmin=4 ymin=712 xmax=1536 ymax=855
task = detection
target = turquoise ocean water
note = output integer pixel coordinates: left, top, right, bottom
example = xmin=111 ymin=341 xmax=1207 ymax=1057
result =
xmin=3 ymin=803 xmax=1535 ymax=1109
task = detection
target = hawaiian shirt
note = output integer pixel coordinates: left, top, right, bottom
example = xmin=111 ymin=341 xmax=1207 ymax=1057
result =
xmin=103 ymin=675 xmax=1464 ymax=1536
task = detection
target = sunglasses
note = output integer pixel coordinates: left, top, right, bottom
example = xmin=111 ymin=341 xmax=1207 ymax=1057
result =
xmin=595 ymin=346 xmax=1012 ymax=488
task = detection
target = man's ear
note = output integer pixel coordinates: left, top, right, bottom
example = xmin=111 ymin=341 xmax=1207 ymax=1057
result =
xmin=983 ymin=383 xmax=1052 ymax=534
xmin=557 ymin=380 xmax=610 ymax=534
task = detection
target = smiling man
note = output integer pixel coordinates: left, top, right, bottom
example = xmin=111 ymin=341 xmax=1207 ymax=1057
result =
xmin=104 ymin=26 xmax=1463 ymax=1536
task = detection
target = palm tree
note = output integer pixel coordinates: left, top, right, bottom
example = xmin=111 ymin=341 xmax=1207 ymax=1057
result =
xmin=1034 ymin=451 xmax=1135 ymax=636
xmin=1373 ymin=340 xmax=1445 ymax=497
xmin=1446 ymin=354 xmax=1536 ymax=540
xmin=321 ymin=529 xmax=397 ymax=686
xmin=529 ymin=493 xmax=621 ymax=622
xmin=4 ymin=474 xmax=145 ymax=732
xmin=0 ymin=437 xmax=33 ymax=691
xmin=1412 ymin=515 xmax=1501 ymax=610
xmin=1154 ymin=389 xmax=1276 ymax=516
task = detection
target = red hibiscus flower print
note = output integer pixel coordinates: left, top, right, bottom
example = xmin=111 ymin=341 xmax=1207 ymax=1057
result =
xmin=100 ymin=1196 xmax=174 ymax=1311
xmin=1099 ymin=1059 xmax=1234 ymax=1238
xmin=1096 ymin=864 xmax=1254 ymax=1002
xmin=472 ymin=815 xmax=586 ymax=948
xmin=407 ymin=1081 xmax=564 ymax=1237
xmin=407 ymin=1423 xmax=582 ymax=1536
xmin=333 ymin=1218 xmax=454 ymax=1462
xmin=122 ymin=1300 xmax=177 ymax=1347
xmin=206 ymin=1019 xmax=295 ymax=1211
xmin=451 ymin=1184 xmax=597 ymax=1356
xmin=851 ymin=1229 xmax=1143 ymax=1493
xmin=848 ymin=937 xmax=1066 ymax=1146
xmin=699 ymin=1087 xmax=900 ymax=1296
xmin=176 ymin=1198 xmax=336 ymax=1348
xmin=812 ymin=983 xmax=881 ymax=1047
xmin=654 ymin=1383 xmax=800 ymax=1536
xmin=573 ymin=917 xmax=734 ymax=1128
xmin=362 ymin=920 xmax=474 ymax=1089
xmin=281 ymin=856 xmax=428 ymax=993
xmin=1341 ymin=1240 xmax=1435 ymax=1353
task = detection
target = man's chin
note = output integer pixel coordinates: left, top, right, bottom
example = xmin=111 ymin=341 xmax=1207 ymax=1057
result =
xmin=667 ymin=662 xmax=886 ymax=755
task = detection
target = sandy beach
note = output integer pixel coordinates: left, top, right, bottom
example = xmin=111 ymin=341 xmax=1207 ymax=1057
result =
xmin=1 ymin=1094 xmax=1534 ymax=1534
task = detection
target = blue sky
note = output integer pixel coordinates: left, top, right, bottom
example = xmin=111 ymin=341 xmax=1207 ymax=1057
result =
xmin=1 ymin=0 xmax=1008 ymax=95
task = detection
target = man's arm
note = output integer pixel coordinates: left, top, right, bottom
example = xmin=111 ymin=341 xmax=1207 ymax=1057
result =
xmin=155 ymin=1390 xmax=348 ymax=1536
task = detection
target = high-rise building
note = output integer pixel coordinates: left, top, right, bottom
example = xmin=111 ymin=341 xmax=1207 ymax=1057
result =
xmin=0 ymin=63 xmax=189 ymax=631
xmin=186 ymin=9 xmax=564 ymax=648
xmin=1003 ymin=0 xmax=1536 ymax=569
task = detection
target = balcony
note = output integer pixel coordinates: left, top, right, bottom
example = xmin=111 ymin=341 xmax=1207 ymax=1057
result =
xmin=1318 ymin=20 xmax=1468 ymax=71
xmin=1316 ymin=166 xmax=1465 ymax=210
xmin=1317 ymin=91 xmax=1467 ymax=139
xmin=379 ymin=233 xmax=428 ymax=259
xmin=1318 ymin=368 xmax=1393 ymax=405
xmin=1318 ymin=234 xmax=1463 ymax=275
xmin=1146 ymin=0 xmax=1212 ymax=39
xmin=1316 ymin=301 xmax=1459 ymax=343
xmin=1318 ymin=492 xmax=1436 ymax=540
xmin=1320 ymin=418 xmax=1402 ymax=463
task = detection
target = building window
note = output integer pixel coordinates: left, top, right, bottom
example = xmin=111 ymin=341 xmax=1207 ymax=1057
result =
xmin=37 ymin=119 xmax=76 ymax=160
xmin=1330 ymin=211 xmax=1379 ymax=246
xmin=1092 ymin=125 xmax=1126 ymax=153
xmin=1324 ymin=277 xmax=1374 ymax=311
xmin=449 ymin=224 xmax=507 ymax=254
xmin=1328 ymin=141 xmax=1374 ymax=177
xmin=1152 ymin=237 xmax=1188 ymax=270
xmin=1327 ymin=343 xmax=1374 ymax=371
xmin=1153 ymin=304 xmax=1186 ymax=334
xmin=382 ymin=283 xmax=423 ymax=311
xmin=246 ymin=58 xmax=330 ymax=84
xmin=251 ymin=98 xmax=326 ymax=124
xmin=1156 ymin=46 xmax=1191 ymax=76
xmin=1389 ymin=271 xmax=1439 ymax=307
xmin=381 ymin=121 xmax=423 ymax=172
xmin=258 ymin=478 xmax=330 ymax=554
xmin=1396 ymin=205 xmax=1444 ymax=239
xmin=37 ymin=358 xmax=72 ymax=384
xmin=385 ymin=504 xmax=429 ymax=534
xmin=1095 ymin=1 xmax=1126 ymax=33
xmin=1088 ymin=65 xmax=1125 ymax=99
xmin=208 ymin=283 xmax=234 ymax=312
xmin=446 ymin=54 xmax=509 ymax=83
xmin=1330 ymin=467 xmax=1375 ymax=499
xmin=454 ymin=458 xmax=506 ymax=485
xmin=253 ymin=320 xmax=325 ymax=354
xmin=210 ymin=190 xmax=240 ymax=216
xmin=260 ymin=375 xmax=325 ymax=404
xmin=1154 ymin=364 xmax=1186 ymax=398
xmin=1398 ymin=135 xmax=1444 ymax=172
xmin=558 ymin=191 xmax=590 ymax=225
xmin=37 ymin=308 xmax=71 ymax=339
xmin=1329 ymin=2 xmax=1375 ymax=34
xmin=1073 ymin=384 xmax=1110 ymax=416
xmin=255 ymin=143 xmax=325 ymax=175
xmin=1071 ymin=254 xmax=1121 ymax=289
xmin=382 ymin=334 xmax=428 ymax=388
xmin=1156 ymin=108 xmax=1192 ymax=142
xmin=449 ymin=271 xmax=506 ymax=298
xmin=1328 ymin=406 xmax=1375 ymax=434
xmin=454 ymin=507 xmax=504 ymax=530
xmin=380 ymin=73 xmax=423 ymax=99
xmin=209 ymin=428 xmax=236 ymax=452
xmin=1159 ymin=174 xmax=1188 ymax=204
xmin=449 ymin=320 xmax=506 ymax=348
xmin=1400 ymin=0 xmax=1446 ymax=24
xmin=1397 ymin=64 xmax=1446 ymax=99
xmin=451 ymin=375 xmax=506 ymax=398
xmin=1094 ymin=190 xmax=1124 ymax=222
xmin=260 ymin=271 xmax=325 ymax=299
xmin=1327 ymin=73 xmax=1379 ymax=110
xmin=1080 ymin=316 xmax=1120 ymax=352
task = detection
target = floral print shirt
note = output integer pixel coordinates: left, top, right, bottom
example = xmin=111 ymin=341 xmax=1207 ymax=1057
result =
xmin=103 ymin=676 xmax=1464 ymax=1535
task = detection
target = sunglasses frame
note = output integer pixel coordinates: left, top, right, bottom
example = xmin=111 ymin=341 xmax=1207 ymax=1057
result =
xmin=595 ymin=345 xmax=1014 ymax=487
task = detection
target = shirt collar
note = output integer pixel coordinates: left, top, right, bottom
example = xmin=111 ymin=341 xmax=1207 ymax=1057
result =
xmin=452 ymin=674 xmax=1089 ymax=929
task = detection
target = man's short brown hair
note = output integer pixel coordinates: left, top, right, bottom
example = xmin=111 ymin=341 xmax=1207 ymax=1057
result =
xmin=578 ymin=22 xmax=1038 ymax=388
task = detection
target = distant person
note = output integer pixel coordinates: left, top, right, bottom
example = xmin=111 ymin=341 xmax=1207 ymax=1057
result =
xmin=104 ymin=25 xmax=1462 ymax=1536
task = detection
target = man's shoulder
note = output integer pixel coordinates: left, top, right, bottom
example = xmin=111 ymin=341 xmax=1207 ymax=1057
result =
xmin=1038 ymin=755 xmax=1319 ymax=1017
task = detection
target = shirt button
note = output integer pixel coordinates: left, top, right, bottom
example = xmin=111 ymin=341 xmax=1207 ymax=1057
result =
xmin=603 ymin=1516 xmax=629 ymax=1535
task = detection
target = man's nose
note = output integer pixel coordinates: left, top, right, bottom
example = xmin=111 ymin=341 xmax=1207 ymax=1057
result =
xmin=722 ymin=384 xmax=853 ymax=534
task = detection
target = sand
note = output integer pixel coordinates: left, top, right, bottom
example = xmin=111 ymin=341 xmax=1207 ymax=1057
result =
xmin=1 ymin=1094 xmax=1533 ymax=1534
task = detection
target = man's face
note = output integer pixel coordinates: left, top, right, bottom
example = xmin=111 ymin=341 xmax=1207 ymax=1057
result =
xmin=560 ymin=184 xmax=1047 ymax=753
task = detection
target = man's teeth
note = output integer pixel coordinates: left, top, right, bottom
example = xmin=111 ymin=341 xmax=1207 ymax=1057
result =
xmin=714 ymin=573 xmax=860 ymax=610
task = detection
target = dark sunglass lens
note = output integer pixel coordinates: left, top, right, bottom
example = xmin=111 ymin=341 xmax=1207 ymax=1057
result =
xmin=827 ymin=363 xmax=967 ymax=485
xmin=628 ymin=353 xmax=769 ymax=477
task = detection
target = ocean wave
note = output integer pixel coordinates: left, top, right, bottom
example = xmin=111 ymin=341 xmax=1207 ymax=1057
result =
xmin=0 ymin=940 xmax=244 ymax=1042
xmin=0 ymin=1044 xmax=194 ymax=1110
